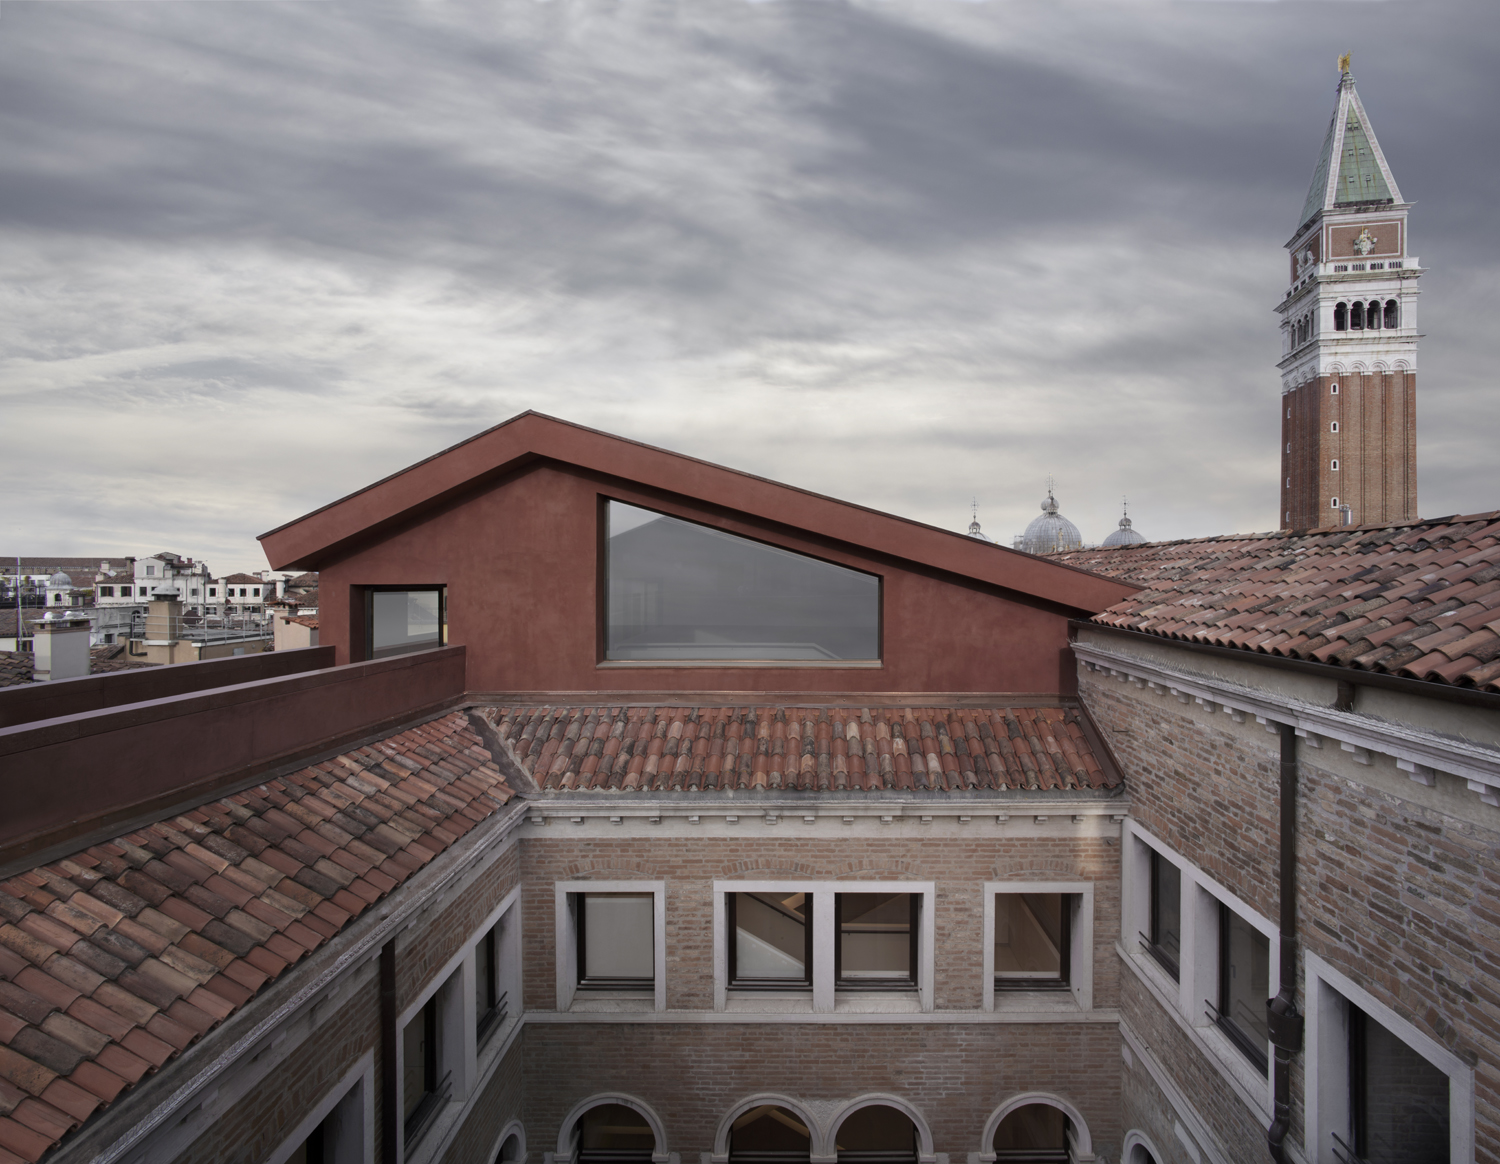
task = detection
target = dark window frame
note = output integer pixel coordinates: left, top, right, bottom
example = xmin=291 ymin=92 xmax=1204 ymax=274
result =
xmin=992 ymin=892 xmax=1075 ymax=992
xmin=575 ymin=892 xmax=655 ymax=991
xmin=597 ymin=495 xmax=884 ymax=666
xmin=727 ymin=891 xmax=814 ymax=991
xmin=834 ymin=892 xmax=920 ymax=992
xmin=403 ymin=994 xmax=451 ymax=1149
xmin=1144 ymin=850 xmax=1181 ymax=981
xmin=364 ymin=584 xmax=447 ymax=661
xmin=476 ymin=918 xmax=508 ymax=1040
xmin=1210 ymin=902 xmax=1269 ymax=1075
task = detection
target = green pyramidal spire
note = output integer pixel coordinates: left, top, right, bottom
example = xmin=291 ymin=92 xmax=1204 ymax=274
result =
xmin=1297 ymin=63 xmax=1402 ymax=229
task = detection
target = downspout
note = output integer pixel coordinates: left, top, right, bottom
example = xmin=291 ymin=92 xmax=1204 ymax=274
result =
xmin=381 ymin=939 xmax=399 ymax=1164
xmin=1266 ymin=722 xmax=1304 ymax=1161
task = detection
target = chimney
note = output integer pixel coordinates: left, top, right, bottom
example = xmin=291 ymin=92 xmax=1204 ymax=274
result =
xmin=32 ymin=610 xmax=91 ymax=682
xmin=144 ymin=586 xmax=184 ymax=643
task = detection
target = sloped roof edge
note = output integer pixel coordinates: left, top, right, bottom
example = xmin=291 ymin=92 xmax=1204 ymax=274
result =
xmin=258 ymin=411 xmax=1138 ymax=615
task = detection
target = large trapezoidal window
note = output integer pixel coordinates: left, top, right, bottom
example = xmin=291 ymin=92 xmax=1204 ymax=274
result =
xmin=605 ymin=501 xmax=879 ymax=662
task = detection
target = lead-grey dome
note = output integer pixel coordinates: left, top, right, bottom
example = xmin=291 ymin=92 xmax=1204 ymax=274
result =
xmin=1102 ymin=511 xmax=1147 ymax=548
xmin=1019 ymin=490 xmax=1082 ymax=555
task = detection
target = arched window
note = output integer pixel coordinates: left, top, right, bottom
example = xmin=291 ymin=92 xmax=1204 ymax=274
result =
xmin=992 ymin=1103 xmax=1070 ymax=1163
xmin=729 ymin=1105 xmax=813 ymax=1163
xmin=834 ymin=1106 xmax=918 ymax=1164
xmin=1367 ymin=300 xmax=1381 ymax=330
xmin=572 ymin=1104 xmax=656 ymax=1164
xmin=497 ymin=1132 xmax=523 ymax=1163
xmin=1349 ymin=301 xmax=1363 ymax=329
xmin=1384 ymin=299 xmax=1399 ymax=329
xmin=1334 ymin=302 xmax=1347 ymax=331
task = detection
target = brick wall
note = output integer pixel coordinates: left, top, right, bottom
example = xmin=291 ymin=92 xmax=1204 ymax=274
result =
xmin=523 ymin=1022 xmax=1122 ymax=1159
xmin=517 ymin=836 xmax=1119 ymax=1013
xmin=441 ymin=1039 xmax=524 ymax=1164
xmin=168 ymin=983 xmax=376 ymax=1164
xmin=399 ymin=842 xmax=520 ymax=1007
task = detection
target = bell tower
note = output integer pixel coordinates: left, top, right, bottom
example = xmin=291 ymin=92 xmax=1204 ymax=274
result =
xmin=1279 ymin=57 xmax=1420 ymax=530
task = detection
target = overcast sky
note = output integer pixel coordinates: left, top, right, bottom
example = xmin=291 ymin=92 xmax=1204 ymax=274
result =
xmin=2 ymin=0 xmax=1496 ymax=575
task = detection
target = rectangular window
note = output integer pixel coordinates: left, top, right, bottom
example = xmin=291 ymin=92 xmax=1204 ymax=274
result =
xmin=1213 ymin=903 xmax=1270 ymax=1073
xmin=368 ymin=587 xmax=446 ymax=659
xmin=209 ymin=587 xmax=217 ymax=596
xmin=577 ymin=893 xmax=654 ymax=989
xmin=1147 ymin=850 xmax=1181 ymax=980
xmin=835 ymin=893 xmax=918 ymax=990
xmin=729 ymin=891 xmax=812 ymax=989
xmin=993 ymin=893 xmax=1073 ymax=990
xmin=99 ymin=586 xmax=113 ymax=597
xmin=253 ymin=587 xmax=261 ymax=597
xmin=145 ymin=565 xmax=155 ymax=576
xmin=1343 ymin=1006 xmax=1451 ymax=1163
xmin=475 ymin=917 xmax=508 ymax=1040
xmin=402 ymin=996 xmax=448 ymax=1147
xmin=604 ymin=500 xmax=879 ymax=662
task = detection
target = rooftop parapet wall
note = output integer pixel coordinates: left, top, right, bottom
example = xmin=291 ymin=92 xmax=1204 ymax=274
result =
xmin=0 ymin=647 xmax=467 ymax=867
xmin=0 ymin=647 xmax=336 ymax=731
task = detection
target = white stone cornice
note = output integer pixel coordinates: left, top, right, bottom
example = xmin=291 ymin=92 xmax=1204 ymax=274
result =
xmin=1074 ymin=641 xmax=1500 ymax=806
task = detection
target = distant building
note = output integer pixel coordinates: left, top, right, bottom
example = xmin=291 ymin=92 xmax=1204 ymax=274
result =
xmin=1101 ymin=506 xmax=1147 ymax=548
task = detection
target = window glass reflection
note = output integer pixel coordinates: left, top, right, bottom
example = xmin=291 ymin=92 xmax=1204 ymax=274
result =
xmin=578 ymin=893 xmax=654 ymax=986
xmin=994 ymin=894 xmax=1069 ymax=986
xmin=730 ymin=892 xmax=810 ymax=985
xmin=370 ymin=589 xmax=444 ymax=658
xmin=606 ymin=502 xmax=879 ymax=661
xmin=837 ymin=893 xmax=916 ymax=987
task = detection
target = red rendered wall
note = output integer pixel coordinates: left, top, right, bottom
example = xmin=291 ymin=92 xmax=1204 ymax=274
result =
xmin=317 ymin=463 xmax=1082 ymax=696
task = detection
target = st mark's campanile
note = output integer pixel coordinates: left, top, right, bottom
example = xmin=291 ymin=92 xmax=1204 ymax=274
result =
xmin=1279 ymin=57 xmax=1420 ymax=530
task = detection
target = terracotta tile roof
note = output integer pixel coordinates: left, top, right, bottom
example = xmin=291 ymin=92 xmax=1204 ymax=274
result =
xmin=481 ymin=705 xmax=1117 ymax=793
xmin=0 ymin=711 xmax=513 ymax=1162
xmin=278 ymin=616 xmax=319 ymax=631
xmin=0 ymin=654 xmax=31 ymax=690
xmin=1053 ymin=511 xmax=1500 ymax=693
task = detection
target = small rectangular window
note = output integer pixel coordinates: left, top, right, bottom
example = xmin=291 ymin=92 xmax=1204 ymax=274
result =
xmin=729 ymin=891 xmax=812 ymax=988
xmin=368 ymin=587 xmax=446 ymax=659
xmin=1213 ymin=903 xmax=1270 ymax=1073
xmin=1145 ymin=851 xmax=1181 ymax=980
xmin=208 ymin=587 xmax=216 ymax=596
xmin=577 ymin=893 xmax=655 ymax=989
xmin=835 ymin=893 xmax=918 ymax=990
xmin=145 ymin=565 xmax=155 ymax=576
xmin=994 ymin=893 xmax=1073 ymax=989
xmin=475 ymin=917 xmax=508 ymax=1039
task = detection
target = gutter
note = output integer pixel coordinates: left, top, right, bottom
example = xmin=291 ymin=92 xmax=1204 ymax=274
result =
xmin=1070 ymin=621 xmax=1500 ymax=714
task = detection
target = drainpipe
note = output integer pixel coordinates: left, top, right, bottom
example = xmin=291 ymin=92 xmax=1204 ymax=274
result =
xmin=1266 ymin=722 xmax=1304 ymax=1161
xmin=381 ymin=939 xmax=399 ymax=1164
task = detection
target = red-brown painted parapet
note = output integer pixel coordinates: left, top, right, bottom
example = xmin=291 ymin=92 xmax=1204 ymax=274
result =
xmin=0 ymin=646 xmax=336 ymax=730
xmin=0 ymin=646 xmax=466 ymax=866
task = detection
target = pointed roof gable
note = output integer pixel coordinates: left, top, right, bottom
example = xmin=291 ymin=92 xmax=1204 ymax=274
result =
xmin=258 ymin=412 xmax=1138 ymax=616
xmin=1298 ymin=70 xmax=1403 ymax=229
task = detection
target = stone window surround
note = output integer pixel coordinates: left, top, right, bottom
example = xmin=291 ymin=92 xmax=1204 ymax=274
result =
xmin=981 ymin=880 xmax=1095 ymax=1013
xmin=1121 ymin=821 xmax=1279 ymax=1117
xmin=400 ymin=884 xmax=524 ymax=1164
xmin=711 ymin=880 xmax=936 ymax=1013
xmin=555 ymin=880 xmax=668 ymax=1012
xmin=1303 ymin=951 xmax=1474 ymax=1164
xmin=264 ymin=1051 xmax=374 ymax=1164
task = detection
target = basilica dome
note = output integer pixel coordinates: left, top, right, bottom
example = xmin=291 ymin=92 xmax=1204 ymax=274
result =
xmin=1019 ymin=491 xmax=1082 ymax=555
xmin=1102 ymin=511 xmax=1147 ymax=548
